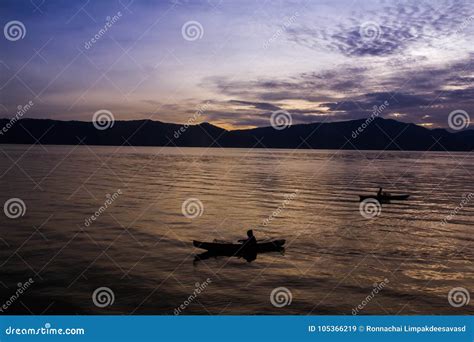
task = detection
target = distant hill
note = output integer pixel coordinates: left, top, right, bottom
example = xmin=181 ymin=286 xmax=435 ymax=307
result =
xmin=0 ymin=117 xmax=473 ymax=151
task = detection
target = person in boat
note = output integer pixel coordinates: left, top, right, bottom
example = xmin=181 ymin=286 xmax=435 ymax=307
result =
xmin=239 ymin=229 xmax=257 ymax=247
xmin=241 ymin=230 xmax=257 ymax=262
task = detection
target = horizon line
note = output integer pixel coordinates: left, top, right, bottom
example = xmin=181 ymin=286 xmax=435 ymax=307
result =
xmin=1 ymin=116 xmax=469 ymax=133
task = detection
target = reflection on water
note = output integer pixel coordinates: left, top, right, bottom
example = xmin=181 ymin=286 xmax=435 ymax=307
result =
xmin=0 ymin=145 xmax=472 ymax=314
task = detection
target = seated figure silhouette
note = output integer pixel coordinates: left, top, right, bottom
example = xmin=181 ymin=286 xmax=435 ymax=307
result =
xmin=239 ymin=229 xmax=257 ymax=262
xmin=239 ymin=229 xmax=257 ymax=246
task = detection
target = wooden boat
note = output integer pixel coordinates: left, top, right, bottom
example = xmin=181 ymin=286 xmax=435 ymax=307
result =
xmin=193 ymin=239 xmax=285 ymax=254
xmin=359 ymin=194 xmax=410 ymax=202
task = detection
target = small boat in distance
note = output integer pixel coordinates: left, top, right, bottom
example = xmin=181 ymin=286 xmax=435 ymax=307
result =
xmin=193 ymin=239 xmax=286 ymax=254
xmin=359 ymin=192 xmax=410 ymax=202
xmin=359 ymin=187 xmax=410 ymax=202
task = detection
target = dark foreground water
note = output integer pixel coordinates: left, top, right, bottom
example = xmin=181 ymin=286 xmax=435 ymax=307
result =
xmin=0 ymin=145 xmax=472 ymax=314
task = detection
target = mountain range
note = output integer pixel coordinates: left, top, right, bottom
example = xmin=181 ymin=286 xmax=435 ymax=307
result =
xmin=0 ymin=117 xmax=473 ymax=151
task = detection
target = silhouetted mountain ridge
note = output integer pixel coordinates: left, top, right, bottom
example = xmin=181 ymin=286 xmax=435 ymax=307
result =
xmin=0 ymin=117 xmax=472 ymax=151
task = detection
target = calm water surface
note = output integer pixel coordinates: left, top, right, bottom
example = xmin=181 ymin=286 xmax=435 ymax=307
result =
xmin=0 ymin=145 xmax=472 ymax=314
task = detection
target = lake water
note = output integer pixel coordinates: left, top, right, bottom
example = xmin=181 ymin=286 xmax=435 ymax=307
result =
xmin=0 ymin=145 xmax=472 ymax=314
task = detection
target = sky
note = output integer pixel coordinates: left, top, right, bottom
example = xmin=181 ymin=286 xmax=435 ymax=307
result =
xmin=1 ymin=0 xmax=474 ymax=130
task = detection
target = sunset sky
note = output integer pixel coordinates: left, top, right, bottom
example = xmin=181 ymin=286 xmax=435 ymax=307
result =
xmin=1 ymin=0 xmax=474 ymax=129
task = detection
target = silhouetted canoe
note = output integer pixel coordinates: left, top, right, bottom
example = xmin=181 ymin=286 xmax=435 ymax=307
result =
xmin=193 ymin=239 xmax=285 ymax=254
xmin=359 ymin=194 xmax=410 ymax=202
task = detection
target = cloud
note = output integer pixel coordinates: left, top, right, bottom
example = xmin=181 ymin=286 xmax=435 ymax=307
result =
xmin=287 ymin=1 xmax=472 ymax=57
xmin=202 ymin=52 xmax=474 ymax=128
xmin=203 ymin=65 xmax=369 ymax=104
xmin=228 ymin=100 xmax=281 ymax=111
